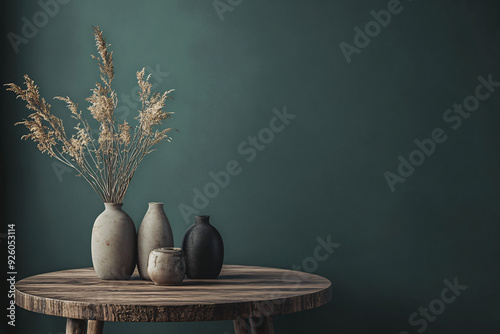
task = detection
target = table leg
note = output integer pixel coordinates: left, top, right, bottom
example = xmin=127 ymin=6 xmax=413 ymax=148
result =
xmin=87 ymin=320 xmax=104 ymax=334
xmin=66 ymin=318 xmax=86 ymax=334
xmin=234 ymin=318 xmax=250 ymax=334
xmin=234 ymin=316 xmax=274 ymax=334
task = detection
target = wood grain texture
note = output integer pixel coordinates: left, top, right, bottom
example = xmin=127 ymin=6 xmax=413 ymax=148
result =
xmin=16 ymin=265 xmax=331 ymax=322
xmin=65 ymin=318 xmax=86 ymax=334
xmin=87 ymin=320 xmax=104 ymax=334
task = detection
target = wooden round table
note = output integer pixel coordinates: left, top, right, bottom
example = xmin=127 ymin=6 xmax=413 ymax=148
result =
xmin=15 ymin=265 xmax=332 ymax=333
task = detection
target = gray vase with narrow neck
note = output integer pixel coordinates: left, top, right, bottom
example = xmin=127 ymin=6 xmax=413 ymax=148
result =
xmin=137 ymin=202 xmax=174 ymax=280
xmin=91 ymin=203 xmax=137 ymax=280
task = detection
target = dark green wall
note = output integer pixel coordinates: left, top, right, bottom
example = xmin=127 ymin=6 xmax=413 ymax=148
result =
xmin=2 ymin=0 xmax=500 ymax=333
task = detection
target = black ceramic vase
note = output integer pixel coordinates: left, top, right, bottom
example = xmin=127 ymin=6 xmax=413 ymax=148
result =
xmin=182 ymin=215 xmax=224 ymax=279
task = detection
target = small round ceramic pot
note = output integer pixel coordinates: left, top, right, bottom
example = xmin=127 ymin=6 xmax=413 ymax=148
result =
xmin=147 ymin=247 xmax=186 ymax=285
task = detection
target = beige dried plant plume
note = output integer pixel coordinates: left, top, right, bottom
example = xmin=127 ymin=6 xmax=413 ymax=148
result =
xmin=5 ymin=26 xmax=176 ymax=203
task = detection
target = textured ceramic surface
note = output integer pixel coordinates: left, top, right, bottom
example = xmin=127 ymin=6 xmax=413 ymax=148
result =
xmin=137 ymin=202 xmax=174 ymax=280
xmin=182 ymin=215 xmax=224 ymax=279
xmin=147 ymin=247 xmax=186 ymax=285
xmin=91 ymin=203 xmax=137 ymax=280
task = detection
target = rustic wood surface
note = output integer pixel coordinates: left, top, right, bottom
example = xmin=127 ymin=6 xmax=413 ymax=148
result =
xmin=87 ymin=320 xmax=104 ymax=334
xmin=16 ymin=265 xmax=331 ymax=322
xmin=65 ymin=318 xmax=86 ymax=334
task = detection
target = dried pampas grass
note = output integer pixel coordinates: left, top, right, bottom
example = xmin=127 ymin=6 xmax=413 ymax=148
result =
xmin=5 ymin=26 xmax=176 ymax=203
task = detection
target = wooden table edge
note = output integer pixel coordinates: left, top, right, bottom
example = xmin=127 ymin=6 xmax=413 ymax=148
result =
xmin=15 ymin=265 xmax=332 ymax=322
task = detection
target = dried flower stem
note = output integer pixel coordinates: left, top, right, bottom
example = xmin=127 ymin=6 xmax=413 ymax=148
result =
xmin=5 ymin=26 xmax=175 ymax=203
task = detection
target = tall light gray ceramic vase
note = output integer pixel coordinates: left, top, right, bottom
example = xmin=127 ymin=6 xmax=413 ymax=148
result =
xmin=137 ymin=202 xmax=174 ymax=280
xmin=91 ymin=203 xmax=137 ymax=280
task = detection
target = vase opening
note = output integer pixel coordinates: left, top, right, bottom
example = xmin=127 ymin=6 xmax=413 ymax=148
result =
xmin=149 ymin=202 xmax=164 ymax=206
xmin=104 ymin=203 xmax=123 ymax=209
xmin=155 ymin=247 xmax=182 ymax=253
xmin=195 ymin=215 xmax=210 ymax=223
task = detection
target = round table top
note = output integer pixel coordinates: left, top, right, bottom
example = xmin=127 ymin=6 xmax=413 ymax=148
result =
xmin=15 ymin=265 xmax=332 ymax=322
